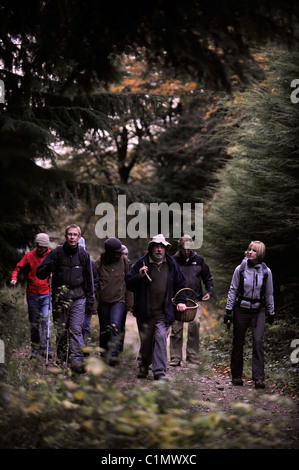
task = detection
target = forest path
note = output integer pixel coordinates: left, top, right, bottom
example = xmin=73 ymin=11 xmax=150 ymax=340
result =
xmin=103 ymin=309 xmax=299 ymax=449
xmin=14 ymin=304 xmax=299 ymax=449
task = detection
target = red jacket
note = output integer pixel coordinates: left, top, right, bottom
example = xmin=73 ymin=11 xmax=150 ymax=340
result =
xmin=11 ymin=248 xmax=51 ymax=295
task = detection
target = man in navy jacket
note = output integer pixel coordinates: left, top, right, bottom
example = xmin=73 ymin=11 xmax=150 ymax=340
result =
xmin=126 ymin=234 xmax=186 ymax=380
xmin=170 ymin=234 xmax=214 ymax=366
xmin=37 ymin=224 xmax=94 ymax=373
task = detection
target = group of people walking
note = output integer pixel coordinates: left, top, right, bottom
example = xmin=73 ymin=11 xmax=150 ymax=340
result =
xmin=10 ymin=227 xmax=275 ymax=388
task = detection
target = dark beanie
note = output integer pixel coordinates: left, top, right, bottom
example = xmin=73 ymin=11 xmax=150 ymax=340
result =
xmin=104 ymin=237 xmax=123 ymax=253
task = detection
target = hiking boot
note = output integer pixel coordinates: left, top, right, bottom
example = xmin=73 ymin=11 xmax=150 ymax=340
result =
xmin=109 ymin=357 xmax=119 ymax=367
xmin=232 ymin=377 xmax=243 ymax=386
xmin=137 ymin=365 xmax=148 ymax=378
xmin=40 ymin=350 xmax=52 ymax=359
xmin=30 ymin=352 xmax=39 ymax=360
xmin=186 ymin=357 xmax=199 ymax=364
xmin=255 ymin=380 xmax=265 ymax=389
xmin=71 ymin=362 xmax=86 ymax=374
xmin=169 ymin=359 xmax=181 ymax=367
xmin=154 ymin=374 xmax=167 ymax=381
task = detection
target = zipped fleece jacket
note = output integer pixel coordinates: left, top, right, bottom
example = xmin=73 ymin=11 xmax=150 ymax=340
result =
xmin=226 ymin=259 xmax=275 ymax=315
xmin=11 ymin=248 xmax=50 ymax=295
xmin=93 ymin=254 xmax=134 ymax=311
xmin=172 ymin=250 xmax=214 ymax=301
xmin=126 ymin=253 xmax=186 ymax=324
xmin=36 ymin=243 xmax=94 ymax=308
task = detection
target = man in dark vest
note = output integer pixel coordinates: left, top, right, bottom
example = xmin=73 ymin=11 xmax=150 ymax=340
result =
xmin=37 ymin=224 xmax=94 ymax=373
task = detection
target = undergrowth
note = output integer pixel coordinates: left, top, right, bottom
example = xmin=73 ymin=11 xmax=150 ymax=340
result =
xmin=0 ymin=286 xmax=298 ymax=449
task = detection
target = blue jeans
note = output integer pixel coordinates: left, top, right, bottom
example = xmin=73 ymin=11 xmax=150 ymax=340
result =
xmin=98 ymin=301 xmax=125 ymax=357
xmin=83 ymin=311 xmax=92 ymax=340
xmin=27 ymin=293 xmax=51 ymax=353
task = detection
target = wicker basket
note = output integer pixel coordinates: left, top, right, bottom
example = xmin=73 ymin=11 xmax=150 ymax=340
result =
xmin=172 ymin=288 xmax=198 ymax=322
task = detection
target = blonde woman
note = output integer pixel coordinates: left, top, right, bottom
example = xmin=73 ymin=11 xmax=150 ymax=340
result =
xmin=224 ymin=241 xmax=275 ymax=389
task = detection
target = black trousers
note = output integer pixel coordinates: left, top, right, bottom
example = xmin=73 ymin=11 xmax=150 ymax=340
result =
xmin=231 ymin=306 xmax=265 ymax=381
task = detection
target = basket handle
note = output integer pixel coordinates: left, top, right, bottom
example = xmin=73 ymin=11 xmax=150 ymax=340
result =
xmin=172 ymin=287 xmax=197 ymax=304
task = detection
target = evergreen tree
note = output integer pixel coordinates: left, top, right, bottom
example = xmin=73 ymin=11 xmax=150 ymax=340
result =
xmin=149 ymin=92 xmax=229 ymax=204
xmin=1 ymin=2 xmax=298 ymax=282
xmin=203 ymin=48 xmax=299 ymax=306
xmin=57 ymin=92 xmax=179 ymax=186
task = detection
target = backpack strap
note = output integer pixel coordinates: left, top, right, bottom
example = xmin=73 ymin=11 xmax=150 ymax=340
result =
xmin=55 ymin=244 xmax=86 ymax=266
xmin=78 ymin=245 xmax=87 ymax=266
xmin=259 ymin=262 xmax=268 ymax=300
xmin=55 ymin=244 xmax=63 ymax=265
xmin=237 ymin=259 xmax=247 ymax=303
xmin=237 ymin=259 xmax=268 ymax=306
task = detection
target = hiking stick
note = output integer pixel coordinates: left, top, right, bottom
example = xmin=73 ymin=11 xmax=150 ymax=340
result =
xmin=66 ymin=316 xmax=70 ymax=366
xmin=143 ymin=262 xmax=152 ymax=282
xmin=45 ymin=273 xmax=52 ymax=366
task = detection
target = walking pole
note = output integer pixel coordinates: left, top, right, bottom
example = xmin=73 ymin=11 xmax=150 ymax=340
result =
xmin=46 ymin=273 xmax=52 ymax=367
xmin=65 ymin=315 xmax=70 ymax=367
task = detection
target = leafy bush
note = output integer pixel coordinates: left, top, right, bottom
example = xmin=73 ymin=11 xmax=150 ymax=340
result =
xmin=0 ymin=362 xmax=293 ymax=450
xmin=0 ymin=286 xmax=32 ymax=385
xmin=0 ymin=287 xmax=297 ymax=449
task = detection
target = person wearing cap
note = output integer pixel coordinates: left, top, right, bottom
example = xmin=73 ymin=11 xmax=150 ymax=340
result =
xmin=126 ymin=234 xmax=187 ymax=380
xmin=78 ymin=237 xmax=100 ymax=346
xmin=10 ymin=233 xmax=52 ymax=357
xmin=37 ymin=224 xmax=94 ymax=373
xmin=169 ymin=235 xmax=214 ymax=366
xmin=94 ymin=237 xmax=133 ymax=366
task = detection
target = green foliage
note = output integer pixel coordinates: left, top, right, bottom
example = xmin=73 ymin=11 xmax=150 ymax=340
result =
xmin=0 ymin=287 xmax=297 ymax=449
xmin=0 ymin=357 xmax=294 ymax=450
xmin=203 ymin=48 xmax=299 ymax=301
xmin=0 ymin=286 xmax=32 ymax=384
xmin=58 ymin=91 xmax=178 ymax=186
xmin=2 ymin=2 xmax=297 ymax=93
xmin=149 ymin=92 xmax=229 ymax=204
xmin=1 ymin=3 xmax=298 ymax=281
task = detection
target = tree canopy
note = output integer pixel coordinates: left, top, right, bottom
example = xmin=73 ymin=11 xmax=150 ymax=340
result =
xmin=1 ymin=1 xmax=298 ymax=92
xmin=1 ymin=1 xmax=299 ymax=282
xmin=148 ymin=91 xmax=229 ymax=204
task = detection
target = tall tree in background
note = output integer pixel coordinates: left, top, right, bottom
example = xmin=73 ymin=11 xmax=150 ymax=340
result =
xmin=57 ymin=54 xmax=197 ymax=186
xmin=202 ymin=48 xmax=299 ymax=308
xmin=148 ymin=91 xmax=229 ymax=204
xmin=1 ymin=1 xmax=298 ymax=281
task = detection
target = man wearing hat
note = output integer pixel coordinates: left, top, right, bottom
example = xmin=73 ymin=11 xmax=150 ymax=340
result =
xmin=94 ymin=237 xmax=133 ymax=365
xmin=11 ymin=233 xmax=52 ymax=357
xmin=126 ymin=234 xmax=187 ymax=380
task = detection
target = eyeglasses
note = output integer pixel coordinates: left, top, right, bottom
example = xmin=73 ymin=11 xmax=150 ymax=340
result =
xmin=67 ymin=233 xmax=80 ymax=237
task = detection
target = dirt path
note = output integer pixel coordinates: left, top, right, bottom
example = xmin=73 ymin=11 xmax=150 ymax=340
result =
xmin=12 ymin=308 xmax=299 ymax=449
xmin=106 ymin=312 xmax=299 ymax=449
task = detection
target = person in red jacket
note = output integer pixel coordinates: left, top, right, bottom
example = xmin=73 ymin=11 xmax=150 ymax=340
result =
xmin=10 ymin=233 xmax=52 ymax=358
